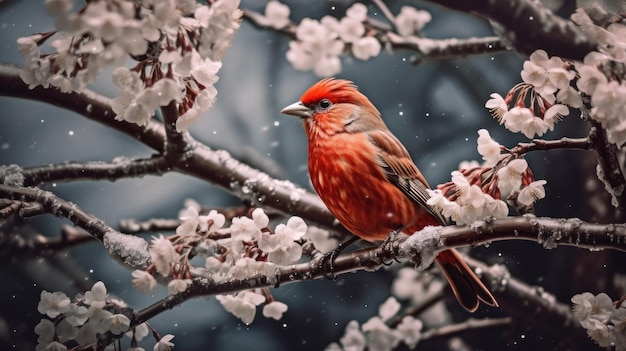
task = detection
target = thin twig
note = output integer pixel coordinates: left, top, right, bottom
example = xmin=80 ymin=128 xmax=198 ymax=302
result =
xmin=241 ymin=8 xmax=510 ymax=63
xmin=0 ymin=225 xmax=95 ymax=262
xmin=369 ymin=0 xmax=398 ymax=32
xmin=588 ymin=123 xmax=626 ymax=208
xmin=21 ymin=156 xmax=171 ymax=186
xmin=420 ymin=317 xmax=512 ymax=342
xmin=508 ymin=137 xmax=592 ymax=155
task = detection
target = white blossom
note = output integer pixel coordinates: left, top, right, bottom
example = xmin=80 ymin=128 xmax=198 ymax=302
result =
xmin=576 ymin=64 xmax=607 ymax=96
xmin=346 ymin=3 xmax=368 ymax=21
xmin=44 ymin=0 xmax=74 ymax=16
xmin=497 ymin=159 xmax=527 ymax=199
xmin=286 ymin=17 xmax=344 ymax=77
xmin=216 ymin=291 xmax=266 ymax=325
xmin=252 ymin=208 xmax=270 ymax=229
xmin=352 ymin=37 xmax=381 ymax=60
xmin=154 ymin=334 xmax=175 ymax=351
xmin=303 ymin=226 xmax=338 ymax=253
xmin=73 ymin=322 xmax=97 ymax=345
xmin=126 ymin=322 xmax=150 ymax=342
xmin=64 ymin=303 xmax=90 ymax=327
xmin=132 ymin=270 xmax=157 ymax=294
xmin=177 ymin=206 xmax=201 ymax=236
xmin=34 ymin=319 xmax=55 ymax=344
xmin=265 ymin=1 xmax=290 ymax=29
xmin=260 ymin=216 xmax=306 ymax=265
xmin=378 ymin=297 xmax=401 ymax=322
xmin=108 ymin=314 xmax=131 ymax=335
xmin=40 ymin=341 xmax=68 ymax=351
xmin=200 ymin=209 xmax=226 ymax=233
xmin=89 ymin=309 xmax=114 ymax=334
xmin=362 ymin=316 xmax=401 ymax=351
xmin=38 ymin=291 xmax=71 ymax=318
xmin=230 ymin=216 xmax=262 ymax=242
xmin=518 ymin=180 xmax=547 ymax=206
xmin=396 ymin=316 xmax=423 ymax=349
xmin=262 ymin=301 xmax=288 ymax=320
xmin=338 ymin=16 xmax=365 ymax=43
xmin=571 ymin=292 xmax=614 ymax=326
xmin=150 ymin=235 xmax=180 ymax=277
xmin=339 ymin=320 xmax=366 ymax=351
xmin=395 ymin=6 xmax=431 ymax=37
xmin=476 ymin=129 xmax=501 ymax=167
xmin=167 ymin=279 xmax=192 ymax=295
xmin=556 ymin=86 xmax=582 ymax=108
xmin=84 ymin=281 xmax=107 ymax=311
xmin=484 ymin=93 xmax=508 ymax=122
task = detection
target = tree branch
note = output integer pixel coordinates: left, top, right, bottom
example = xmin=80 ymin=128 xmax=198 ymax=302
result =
xmin=0 ymin=64 xmax=347 ymax=235
xmin=588 ymin=123 xmax=626 ymax=208
xmin=508 ymin=137 xmax=591 ymax=155
xmin=0 ymin=65 xmax=166 ymax=152
xmin=424 ymin=0 xmax=598 ymax=60
xmin=466 ymin=257 xmax=598 ymax=350
xmin=0 ymin=225 xmax=95 ymax=262
xmin=0 ymin=185 xmax=151 ymax=269
xmin=241 ymin=8 xmax=510 ymax=63
xmin=0 ymin=182 xmax=610 ymax=349
xmin=420 ymin=317 xmax=511 ymax=342
xmin=21 ymin=156 xmax=171 ymax=186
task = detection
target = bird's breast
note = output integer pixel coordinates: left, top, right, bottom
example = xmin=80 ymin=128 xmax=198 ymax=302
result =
xmin=308 ymin=133 xmax=420 ymax=242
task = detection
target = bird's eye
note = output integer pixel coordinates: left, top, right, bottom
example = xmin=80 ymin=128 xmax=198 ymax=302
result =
xmin=318 ymin=99 xmax=332 ymax=110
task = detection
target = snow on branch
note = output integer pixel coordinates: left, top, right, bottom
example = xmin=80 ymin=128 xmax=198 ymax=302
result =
xmin=0 ymin=184 xmax=150 ymax=270
xmin=0 ymin=64 xmax=347 ymax=236
xmin=21 ymin=156 xmax=171 ymax=186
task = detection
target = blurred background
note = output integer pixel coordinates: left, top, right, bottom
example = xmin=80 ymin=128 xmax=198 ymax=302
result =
xmin=0 ymin=0 xmax=622 ymax=350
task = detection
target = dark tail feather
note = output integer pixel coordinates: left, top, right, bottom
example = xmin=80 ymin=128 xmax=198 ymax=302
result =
xmin=435 ymin=248 xmax=498 ymax=312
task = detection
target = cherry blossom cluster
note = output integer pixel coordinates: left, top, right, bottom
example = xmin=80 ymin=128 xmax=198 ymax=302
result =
xmin=485 ymin=50 xmax=575 ymax=139
xmin=131 ymin=203 xmax=323 ymax=325
xmin=35 ymin=281 xmax=174 ymax=351
xmin=427 ymin=129 xmax=546 ymax=225
xmin=326 ymin=267 xmax=452 ymax=351
xmin=325 ymin=297 xmax=423 ymax=351
xmin=261 ymin=1 xmax=430 ymax=76
xmin=571 ymin=292 xmax=626 ymax=349
xmin=485 ymin=6 xmax=626 ymax=146
xmin=570 ymin=8 xmax=626 ymax=146
xmin=17 ymin=0 xmax=242 ymax=131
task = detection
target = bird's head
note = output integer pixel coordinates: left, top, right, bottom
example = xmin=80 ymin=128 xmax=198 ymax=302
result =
xmin=281 ymin=78 xmax=385 ymax=138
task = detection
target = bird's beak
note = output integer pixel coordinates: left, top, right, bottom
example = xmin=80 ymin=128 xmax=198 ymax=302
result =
xmin=280 ymin=101 xmax=313 ymax=119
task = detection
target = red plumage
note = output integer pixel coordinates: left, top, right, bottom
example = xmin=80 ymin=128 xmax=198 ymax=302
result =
xmin=282 ymin=78 xmax=497 ymax=312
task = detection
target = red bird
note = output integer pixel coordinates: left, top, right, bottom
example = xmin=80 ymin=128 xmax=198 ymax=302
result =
xmin=281 ymin=78 xmax=497 ymax=312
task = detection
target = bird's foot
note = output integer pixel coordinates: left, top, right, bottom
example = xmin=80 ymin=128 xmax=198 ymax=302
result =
xmin=318 ymin=236 xmax=360 ymax=280
xmin=319 ymin=247 xmax=342 ymax=280
xmin=379 ymin=229 xmax=402 ymax=265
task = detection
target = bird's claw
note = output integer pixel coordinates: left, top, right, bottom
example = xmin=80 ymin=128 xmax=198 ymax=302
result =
xmin=379 ymin=230 xmax=401 ymax=265
xmin=319 ymin=246 xmax=343 ymax=279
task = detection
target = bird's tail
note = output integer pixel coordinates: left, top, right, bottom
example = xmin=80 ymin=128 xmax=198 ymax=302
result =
xmin=435 ymin=248 xmax=498 ymax=312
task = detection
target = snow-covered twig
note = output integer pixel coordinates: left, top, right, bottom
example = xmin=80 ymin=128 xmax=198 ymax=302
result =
xmin=21 ymin=156 xmax=171 ymax=186
xmin=0 ymin=184 xmax=150 ymax=270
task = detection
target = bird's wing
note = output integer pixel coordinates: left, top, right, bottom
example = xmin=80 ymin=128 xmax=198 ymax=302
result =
xmin=367 ymin=130 xmax=447 ymax=225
